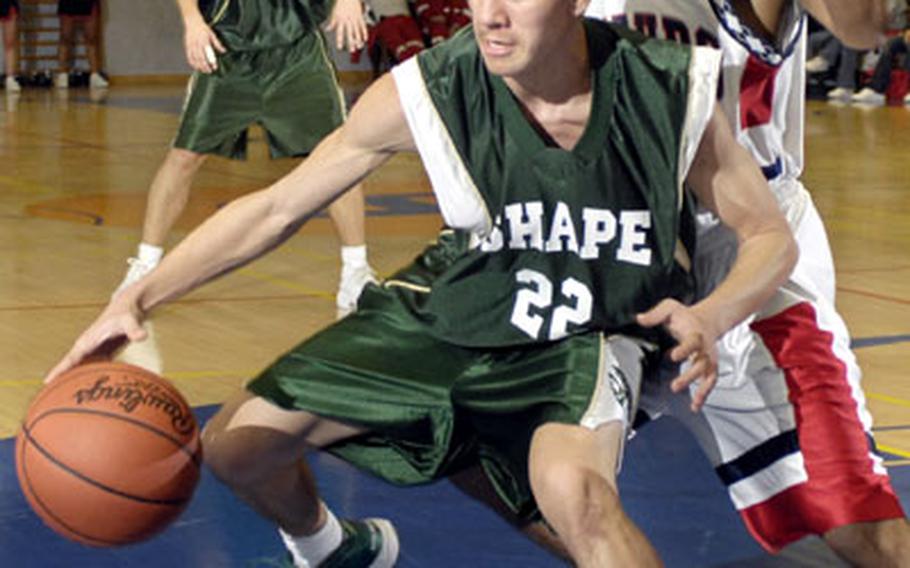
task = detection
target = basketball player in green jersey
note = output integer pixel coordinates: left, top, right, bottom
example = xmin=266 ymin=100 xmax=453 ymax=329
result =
xmin=49 ymin=1 xmax=798 ymax=565
xmin=116 ymin=0 xmax=375 ymax=319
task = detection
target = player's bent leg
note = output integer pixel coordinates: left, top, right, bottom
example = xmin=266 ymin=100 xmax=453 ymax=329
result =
xmin=824 ymin=518 xmax=910 ymax=568
xmin=204 ymin=389 xmax=399 ymax=567
xmin=202 ymin=389 xmax=365 ymax=535
xmin=449 ymin=465 xmax=572 ymax=560
xmin=528 ymin=421 xmax=661 ymax=568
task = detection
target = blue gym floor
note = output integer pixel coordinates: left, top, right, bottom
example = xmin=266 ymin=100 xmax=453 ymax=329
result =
xmin=2 ymin=403 xmax=907 ymax=567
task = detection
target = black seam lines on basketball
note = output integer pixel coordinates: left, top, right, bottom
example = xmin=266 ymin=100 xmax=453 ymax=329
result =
xmin=19 ymin=422 xmax=194 ymax=507
xmin=28 ymin=407 xmax=201 ymax=467
xmin=19 ymin=429 xmax=157 ymax=547
xmin=20 ymin=458 xmax=124 ymax=547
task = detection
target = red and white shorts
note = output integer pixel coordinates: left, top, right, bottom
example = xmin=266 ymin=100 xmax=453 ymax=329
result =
xmin=641 ymin=181 xmax=905 ymax=551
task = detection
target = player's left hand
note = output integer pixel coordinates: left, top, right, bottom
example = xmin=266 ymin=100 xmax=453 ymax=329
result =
xmin=636 ymin=299 xmax=719 ymax=412
xmin=326 ymin=0 xmax=369 ymax=53
xmin=45 ymin=294 xmax=148 ymax=384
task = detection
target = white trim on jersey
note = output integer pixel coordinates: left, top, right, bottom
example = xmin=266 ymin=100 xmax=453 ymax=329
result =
xmin=678 ymin=46 xmax=723 ymax=199
xmin=707 ymin=0 xmax=804 ymax=65
xmin=391 ymin=58 xmax=492 ymax=237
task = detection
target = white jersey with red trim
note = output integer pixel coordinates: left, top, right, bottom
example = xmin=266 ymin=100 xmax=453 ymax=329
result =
xmin=587 ymin=0 xmax=806 ymax=201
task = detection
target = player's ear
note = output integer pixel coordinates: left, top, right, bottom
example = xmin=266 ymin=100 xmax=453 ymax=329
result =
xmin=573 ymin=0 xmax=591 ymax=17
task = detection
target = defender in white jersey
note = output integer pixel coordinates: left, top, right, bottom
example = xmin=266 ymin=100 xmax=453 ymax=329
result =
xmin=586 ymin=0 xmax=910 ymax=564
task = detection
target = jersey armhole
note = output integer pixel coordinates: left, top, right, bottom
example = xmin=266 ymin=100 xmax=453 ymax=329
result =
xmin=391 ymin=58 xmax=492 ymax=236
xmin=678 ymin=46 xmax=722 ymax=205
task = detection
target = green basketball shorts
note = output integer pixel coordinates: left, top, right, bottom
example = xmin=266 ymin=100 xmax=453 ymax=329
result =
xmin=173 ymin=33 xmax=344 ymax=160
xmin=247 ymin=237 xmax=653 ymax=521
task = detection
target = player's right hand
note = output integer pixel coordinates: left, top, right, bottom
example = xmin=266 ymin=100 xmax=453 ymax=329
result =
xmin=326 ymin=0 xmax=369 ymax=53
xmin=184 ymin=17 xmax=226 ymax=74
xmin=45 ymin=297 xmax=148 ymax=384
xmin=636 ymin=298 xmax=719 ymax=412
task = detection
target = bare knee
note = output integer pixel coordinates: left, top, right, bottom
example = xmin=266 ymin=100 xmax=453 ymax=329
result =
xmin=201 ymin=418 xmax=282 ymax=488
xmin=165 ymin=148 xmax=207 ymax=173
xmin=201 ymin=392 xmax=364 ymax=489
xmin=531 ymin=460 xmax=621 ymax=546
xmin=824 ymin=519 xmax=910 ymax=568
xmin=200 ymin=395 xmax=307 ymax=488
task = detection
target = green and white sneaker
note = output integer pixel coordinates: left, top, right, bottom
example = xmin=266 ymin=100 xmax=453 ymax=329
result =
xmin=319 ymin=519 xmax=399 ymax=568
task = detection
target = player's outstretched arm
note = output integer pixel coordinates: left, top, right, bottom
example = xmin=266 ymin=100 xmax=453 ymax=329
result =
xmin=639 ymin=106 xmax=798 ymax=411
xmin=46 ymin=74 xmax=414 ymax=382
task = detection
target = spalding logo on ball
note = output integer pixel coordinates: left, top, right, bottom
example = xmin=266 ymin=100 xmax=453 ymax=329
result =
xmin=15 ymin=362 xmax=202 ymax=547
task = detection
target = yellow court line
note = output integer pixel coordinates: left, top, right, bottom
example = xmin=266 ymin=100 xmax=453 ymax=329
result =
xmin=108 ymin=232 xmax=337 ymax=298
xmin=235 ymin=267 xmax=333 ymax=298
xmin=0 ymin=378 xmax=43 ymax=387
xmin=885 ymin=459 xmax=910 ymax=467
xmin=0 ymin=175 xmax=57 ymax=195
xmin=879 ymin=444 xmax=910 ymax=459
xmin=866 ymin=392 xmax=910 ymax=409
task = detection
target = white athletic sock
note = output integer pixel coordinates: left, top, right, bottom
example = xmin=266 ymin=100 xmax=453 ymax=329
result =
xmin=340 ymin=245 xmax=368 ymax=270
xmin=136 ymin=243 xmax=164 ymax=266
xmin=279 ymin=504 xmax=343 ymax=568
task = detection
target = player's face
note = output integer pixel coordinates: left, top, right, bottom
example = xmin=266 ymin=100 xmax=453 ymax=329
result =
xmin=470 ymin=0 xmax=588 ymax=78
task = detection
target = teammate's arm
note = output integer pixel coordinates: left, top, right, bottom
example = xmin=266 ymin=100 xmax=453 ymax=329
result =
xmin=46 ymin=74 xmax=415 ymax=380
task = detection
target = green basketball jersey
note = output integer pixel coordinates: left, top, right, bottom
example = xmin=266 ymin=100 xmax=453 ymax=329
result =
xmin=390 ymin=19 xmax=721 ymax=348
xmin=204 ymin=0 xmax=329 ymax=51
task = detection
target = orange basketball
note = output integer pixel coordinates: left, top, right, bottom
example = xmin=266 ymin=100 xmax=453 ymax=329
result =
xmin=15 ymin=361 xmax=202 ymax=547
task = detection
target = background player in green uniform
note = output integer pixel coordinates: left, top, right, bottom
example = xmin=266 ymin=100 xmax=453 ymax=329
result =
xmin=117 ymin=0 xmax=375 ymax=319
xmin=49 ymin=0 xmax=798 ymax=566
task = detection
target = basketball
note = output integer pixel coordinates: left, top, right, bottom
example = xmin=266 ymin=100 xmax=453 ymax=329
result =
xmin=15 ymin=362 xmax=202 ymax=547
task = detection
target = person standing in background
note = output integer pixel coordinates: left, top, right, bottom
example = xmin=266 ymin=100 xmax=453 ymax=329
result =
xmin=115 ymin=0 xmax=376 ymax=320
xmin=56 ymin=0 xmax=108 ymax=88
xmin=1 ymin=0 xmax=21 ymax=92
